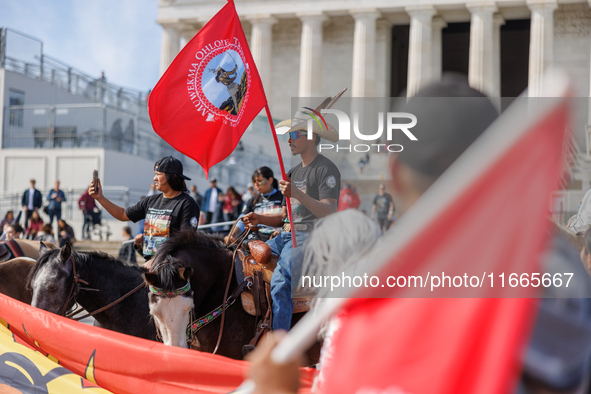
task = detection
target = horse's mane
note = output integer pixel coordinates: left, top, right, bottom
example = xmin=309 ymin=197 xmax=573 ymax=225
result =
xmin=26 ymin=248 xmax=143 ymax=289
xmin=151 ymin=229 xmax=226 ymax=266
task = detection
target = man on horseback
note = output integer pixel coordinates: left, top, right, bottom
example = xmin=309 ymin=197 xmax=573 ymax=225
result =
xmin=243 ymin=110 xmax=341 ymax=332
xmin=89 ymin=156 xmax=200 ymax=261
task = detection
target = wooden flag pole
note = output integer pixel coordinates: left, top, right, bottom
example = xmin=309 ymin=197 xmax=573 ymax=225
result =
xmin=264 ymin=104 xmax=297 ymax=248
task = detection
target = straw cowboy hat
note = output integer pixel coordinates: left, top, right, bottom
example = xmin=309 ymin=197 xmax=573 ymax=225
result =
xmin=275 ymin=88 xmax=347 ymax=143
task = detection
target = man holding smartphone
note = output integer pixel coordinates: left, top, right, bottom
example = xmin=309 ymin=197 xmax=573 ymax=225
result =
xmin=89 ymin=156 xmax=200 ymax=261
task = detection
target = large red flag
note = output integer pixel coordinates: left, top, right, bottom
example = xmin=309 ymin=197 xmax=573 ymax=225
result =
xmin=317 ymin=90 xmax=571 ymax=391
xmin=148 ymin=0 xmax=266 ymax=177
xmin=0 ymin=294 xmax=315 ymax=393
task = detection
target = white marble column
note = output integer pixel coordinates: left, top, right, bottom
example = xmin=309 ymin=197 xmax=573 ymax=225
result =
xmin=351 ymin=10 xmax=381 ymax=97
xmin=406 ymin=6 xmax=436 ymax=97
xmin=431 ymin=16 xmax=447 ymax=83
xmin=298 ymin=13 xmax=327 ymax=97
xmin=159 ymin=24 xmax=180 ymax=76
xmin=467 ymin=3 xmax=497 ymax=97
xmin=493 ymin=14 xmax=505 ymax=97
xmin=527 ymin=0 xmax=557 ymax=97
xmin=248 ymin=16 xmax=277 ymax=92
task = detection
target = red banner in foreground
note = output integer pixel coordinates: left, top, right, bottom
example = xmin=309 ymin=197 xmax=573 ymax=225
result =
xmin=0 ymin=294 xmax=315 ymax=393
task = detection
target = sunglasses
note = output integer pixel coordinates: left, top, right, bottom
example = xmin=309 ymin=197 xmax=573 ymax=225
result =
xmin=288 ymin=130 xmax=308 ymax=140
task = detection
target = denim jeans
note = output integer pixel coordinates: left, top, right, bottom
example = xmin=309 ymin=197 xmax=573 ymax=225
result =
xmin=48 ymin=209 xmax=61 ymax=225
xmin=266 ymin=230 xmax=308 ymax=331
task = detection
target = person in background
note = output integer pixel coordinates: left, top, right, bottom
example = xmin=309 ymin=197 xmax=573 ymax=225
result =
xmin=46 ymin=180 xmax=66 ymax=225
xmin=201 ymin=178 xmax=223 ymax=225
xmin=338 ymin=184 xmax=361 ymax=211
xmin=21 ymin=179 xmax=42 ymax=229
xmin=35 ymin=223 xmax=57 ymax=245
xmin=242 ymin=183 xmax=256 ymax=202
xmin=147 ymin=182 xmax=159 ymax=197
xmin=2 ymin=223 xmax=24 ymax=241
xmin=0 ymin=211 xmax=14 ymax=229
xmin=567 ymin=181 xmax=591 ymax=235
xmin=189 ymin=185 xmax=203 ymax=209
xmin=118 ymin=226 xmax=137 ymax=264
xmin=78 ymin=187 xmax=97 ymax=240
xmin=371 ymin=184 xmax=395 ymax=232
xmin=226 ymin=167 xmax=283 ymax=243
xmin=57 ymin=219 xmax=76 ymax=247
xmin=25 ymin=210 xmax=43 ymax=240
xmin=223 ymin=186 xmax=243 ymax=222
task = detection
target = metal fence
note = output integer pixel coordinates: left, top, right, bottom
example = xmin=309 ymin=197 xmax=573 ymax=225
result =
xmin=2 ymin=103 xmax=184 ymax=162
xmin=0 ymin=27 xmax=147 ymax=113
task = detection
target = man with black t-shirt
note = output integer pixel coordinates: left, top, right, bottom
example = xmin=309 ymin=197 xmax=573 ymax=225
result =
xmin=89 ymin=156 xmax=199 ymax=261
xmin=371 ymin=184 xmax=395 ymax=231
xmin=243 ymin=111 xmax=341 ymax=331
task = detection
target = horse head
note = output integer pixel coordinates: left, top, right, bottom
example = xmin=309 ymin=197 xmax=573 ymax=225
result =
xmin=27 ymin=242 xmax=76 ymax=314
xmin=143 ymin=256 xmax=194 ymax=348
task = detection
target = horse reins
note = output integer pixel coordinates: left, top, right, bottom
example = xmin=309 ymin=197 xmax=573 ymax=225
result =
xmin=210 ymin=220 xmax=251 ymax=354
xmin=60 ymin=254 xmax=146 ymax=321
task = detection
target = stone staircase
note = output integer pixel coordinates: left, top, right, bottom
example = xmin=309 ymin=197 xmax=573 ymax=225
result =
xmin=73 ymin=240 xmax=144 ymax=264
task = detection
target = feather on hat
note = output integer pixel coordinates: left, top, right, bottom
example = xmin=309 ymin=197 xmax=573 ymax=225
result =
xmin=275 ymin=88 xmax=347 ymax=143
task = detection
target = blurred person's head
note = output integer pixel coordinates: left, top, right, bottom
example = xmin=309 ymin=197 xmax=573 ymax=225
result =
xmin=190 ymin=185 xmax=197 ymax=193
xmin=4 ymin=211 xmax=13 ymax=221
xmin=6 ymin=223 xmax=23 ymax=240
xmin=54 ymin=180 xmax=60 ymax=190
xmin=41 ymin=223 xmax=53 ymax=234
xmin=251 ymin=167 xmax=277 ymax=194
xmin=31 ymin=211 xmax=41 ymax=222
xmin=58 ymin=219 xmax=67 ymax=229
xmin=227 ymin=186 xmax=239 ymax=198
xmin=209 ymin=179 xmax=217 ymax=188
xmin=29 ymin=179 xmax=36 ymax=188
xmin=389 ymin=74 xmax=498 ymax=212
xmin=122 ymin=226 xmax=132 ymax=239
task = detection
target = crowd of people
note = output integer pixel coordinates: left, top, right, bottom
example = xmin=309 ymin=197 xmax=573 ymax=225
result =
xmin=0 ymin=179 xmax=77 ymax=247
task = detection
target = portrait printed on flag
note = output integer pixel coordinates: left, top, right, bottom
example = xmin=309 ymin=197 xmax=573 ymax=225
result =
xmin=202 ymin=50 xmax=247 ymax=116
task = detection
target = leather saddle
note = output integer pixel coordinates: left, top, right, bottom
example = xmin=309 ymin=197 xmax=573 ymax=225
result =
xmin=238 ymin=240 xmax=316 ymax=318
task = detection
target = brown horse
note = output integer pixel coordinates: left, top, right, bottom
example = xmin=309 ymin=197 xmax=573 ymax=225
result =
xmin=0 ymin=239 xmax=57 ymax=263
xmin=0 ymin=257 xmax=36 ymax=304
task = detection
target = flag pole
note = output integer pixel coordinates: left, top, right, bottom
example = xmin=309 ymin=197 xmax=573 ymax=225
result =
xmin=264 ymin=104 xmax=297 ymax=248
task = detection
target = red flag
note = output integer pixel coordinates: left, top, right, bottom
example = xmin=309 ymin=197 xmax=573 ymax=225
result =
xmin=317 ymin=93 xmax=570 ymax=392
xmin=0 ymin=294 xmax=315 ymax=394
xmin=148 ymin=0 xmax=266 ymax=177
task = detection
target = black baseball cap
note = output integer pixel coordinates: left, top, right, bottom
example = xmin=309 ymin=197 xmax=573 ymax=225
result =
xmin=154 ymin=156 xmax=191 ymax=180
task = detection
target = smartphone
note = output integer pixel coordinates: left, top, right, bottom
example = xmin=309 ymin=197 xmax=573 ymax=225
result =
xmin=93 ymin=170 xmax=99 ymax=194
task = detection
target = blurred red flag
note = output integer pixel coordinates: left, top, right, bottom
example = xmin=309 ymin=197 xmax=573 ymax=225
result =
xmin=318 ymin=93 xmax=570 ymax=393
xmin=148 ymin=0 xmax=266 ymax=177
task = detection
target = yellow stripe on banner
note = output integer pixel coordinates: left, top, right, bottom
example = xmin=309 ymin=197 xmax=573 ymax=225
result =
xmin=0 ymin=323 xmax=111 ymax=393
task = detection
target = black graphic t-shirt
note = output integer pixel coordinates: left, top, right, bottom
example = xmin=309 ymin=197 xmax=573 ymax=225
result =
xmin=284 ymin=154 xmax=341 ymax=226
xmin=373 ymin=193 xmax=394 ymax=220
xmin=242 ymin=189 xmax=284 ymax=240
xmin=125 ymin=192 xmax=199 ymax=258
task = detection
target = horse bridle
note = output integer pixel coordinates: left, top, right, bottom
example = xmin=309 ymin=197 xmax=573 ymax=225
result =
xmin=148 ymin=280 xmax=192 ymax=298
xmin=59 ymin=254 xmax=146 ymax=321
xmin=57 ymin=255 xmax=92 ymax=316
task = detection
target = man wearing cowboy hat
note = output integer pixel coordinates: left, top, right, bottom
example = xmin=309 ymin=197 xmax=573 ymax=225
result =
xmin=243 ymin=105 xmax=341 ymax=331
xmin=89 ymin=156 xmax=200 ymax=261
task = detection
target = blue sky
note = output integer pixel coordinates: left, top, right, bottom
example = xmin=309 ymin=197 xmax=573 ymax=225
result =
xmin=201 ymin=50 xmax=245 ymax=107
xmin=0 ymin=0 xmax=162 ymax=92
